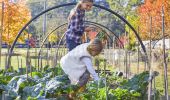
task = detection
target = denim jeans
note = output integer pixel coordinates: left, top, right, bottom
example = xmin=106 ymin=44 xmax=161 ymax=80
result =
xmin=66 ymin=39 xmax=80 ymax=51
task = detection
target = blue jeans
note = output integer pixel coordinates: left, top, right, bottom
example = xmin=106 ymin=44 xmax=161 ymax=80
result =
xmin=66 ymin=39 xmax=80 ymax=51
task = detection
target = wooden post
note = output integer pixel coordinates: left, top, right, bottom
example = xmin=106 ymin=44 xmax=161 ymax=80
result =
xmin=43 ymin=0 xmax=47 ymax=38
xmin=137 ymin=26 xmax=140 ymax=74
xmin=125 ymin=31 xmax=128 ymax=78
xmin=5 ymin=53 xmax=7 ymax=69
xmin=40 ymin=57 xmax=43 ymax=71
xmin=118 ymin=33 xmax=120 ymax=71
xmin=26 ymin=57 xmax=28 ymax=80
xmin=30 ymin=59 xmax=32 ymax=77
xmin=148 ymin=16 xmax=152 ymax=100
xmin=162 ymin=6 xmax=169 ymax=100
xmin=17 ymin=55 xmax=19 ymax=69
xmin=35 ymin=47 xmax=37 ymax=70
xmin=128 ymin=28 xmax=130 ymax=78
xmin=47 ymin=46 xmax=49 ymax=66
xmin=0 ymin=2 xmax=4 ymax=69
xmin=21 ymin=58 xmax=22 ymax=74
xmin=26 ymin=33 xmax=30 ymax=80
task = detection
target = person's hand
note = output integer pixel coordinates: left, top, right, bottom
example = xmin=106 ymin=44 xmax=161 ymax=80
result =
xmin=85 ymin=27 xmax=93 ymax=32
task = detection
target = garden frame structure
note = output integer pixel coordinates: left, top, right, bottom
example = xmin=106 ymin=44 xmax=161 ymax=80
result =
xmin=37 ymin=21 xmax=124 ymax=68
xmin=6 ymin=2 xmax=148 ymax=68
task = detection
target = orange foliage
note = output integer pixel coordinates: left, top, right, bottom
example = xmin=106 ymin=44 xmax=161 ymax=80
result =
xmin=138 ymin=0 xmax=170 ymax=40
xmin=0 ymin=0 xmax=31 ymax=45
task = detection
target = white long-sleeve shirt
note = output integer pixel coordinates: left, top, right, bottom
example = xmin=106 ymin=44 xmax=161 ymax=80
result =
xmin=81 ymin=57 xmax=99 ymax=81
xmin=60 ymin=43 xmax=99 ymax=84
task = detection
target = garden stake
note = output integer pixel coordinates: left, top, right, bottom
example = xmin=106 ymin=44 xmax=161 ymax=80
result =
xmin=123 ymin=50 xmax=126 ymax=74
xmin=148 ymin=16 xmax=153 ymax=100
xmin=35 ymin=47 xmax=37 ymax=71
xmin=0 ymin=2 xmax=4 ymax=69
xmin=128 ymin=28 xmax=130 ymax=78
xmin=104 ymin=78 xmax=108 ymax=100
xmin=17 ymin=55 xmax=19 ymax=69
xmin=128 ymin=51 xmax=131 ymax=76
xmin=26 ymin=58 xmax=28 ymax=81
xmin=43 ymin=0 xmax=47 ymax=41
xmin=104 ymin=59 xmax=106 ymax=77
xmin=5 ymin=53 xmax=7 ymax=69
xmin=124 ymin=31 xmax=126 ymax=73
xmin=26 ymin=50 xmax=29 ymax=80
xmin=103 ymin=51 xmax=108 ymax=100
xmin=37 ymin=35 xmax=41 ymax=71
xmin=118 ymin=33 xmax=120 ymax=71
xmin=154 ymin=77 xmax=156 ymax=100
xmin=137 ymin=26 xmax=140 ymax=74
xmin=124 ymin=31 xmax=127 ymax=75
xmin=21 ymin=58 xmax=22 ymax=74
xmin=162 ymin=6 xmax=169 ymax=100
xmin=96 ymin=58 xmax=100 ymax=76
xmin=50 ymin=43 xmax=52 ymax=67
xmin=30 ymin=59 xmax=32 ymax=77
xmin=125 ymin=50 xmax=128 ymax=78
xmin=47 ymin=47 xmax=49 ymax=66
xmin=40 ymin=57 xmax=43 ymax=71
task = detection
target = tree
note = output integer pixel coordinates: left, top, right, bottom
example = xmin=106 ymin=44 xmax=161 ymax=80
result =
xmin=26 ymin=0 xmax=69 ymax=39
xmin=107 ymin=0 xmax=143 ymax=49
xmin=48 ymin=33 xmax=58 ymax=43
xmin=138 ymin=0 xmax=170 ymax=40
xmin=0 ymin=0 xmax=31 ymax=45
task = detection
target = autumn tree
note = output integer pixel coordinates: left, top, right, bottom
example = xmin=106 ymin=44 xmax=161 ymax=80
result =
xmin=48 ymin=33 xmax=58 ymax=43
xmin=138 ymin=0 xmax=170 ymax=40
xmin=0 ymin=0 xmax=31 ymax=45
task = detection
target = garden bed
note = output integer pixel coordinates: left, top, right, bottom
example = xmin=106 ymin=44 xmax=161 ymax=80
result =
xmin=0 ymin=65 xmax=162 ymax=100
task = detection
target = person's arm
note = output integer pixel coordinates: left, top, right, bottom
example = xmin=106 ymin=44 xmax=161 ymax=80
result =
xmin=81 ymin=57 xmax=99 ymax=81
xmin=70 ymin=11 xmax=85 ymax=33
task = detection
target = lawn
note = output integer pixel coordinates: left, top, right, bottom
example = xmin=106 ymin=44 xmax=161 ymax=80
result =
xmin=0 ymin=48 xmax=68 ymax=69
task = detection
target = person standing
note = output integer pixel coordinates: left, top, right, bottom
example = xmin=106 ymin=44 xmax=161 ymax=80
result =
xmin=65 ymin=0 xmax=94 ymax=51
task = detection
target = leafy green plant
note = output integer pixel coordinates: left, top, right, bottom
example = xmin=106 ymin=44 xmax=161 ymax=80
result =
xmin=19 ymin=80 xmax=37 ymax=93
xmin=27 ymin=96 xmax=38 ymax=100
xmin=0 ymin=67 xmax=160 ymax=100
xmin=120 ymin=71 xmax=149 ymax=97
xmin=108 ymin=88 xmax=140 ymax=100
xmin=28 ymin=72 xmax=43 ymax=78
xmin=0 ymin=75 xmax=13 ymax=85
xmin=44 ymin=66 xmax=64 ymax=76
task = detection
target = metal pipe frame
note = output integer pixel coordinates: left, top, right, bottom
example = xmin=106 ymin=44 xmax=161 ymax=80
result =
xmin=37 ymin=21 xmax=123 ymax=67
xmin=7 ymin=2 xmax=147 ymax=68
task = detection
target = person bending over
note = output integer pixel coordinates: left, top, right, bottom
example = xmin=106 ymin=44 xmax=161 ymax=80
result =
xmin=60 ymin=38 xmax=103 ymax=87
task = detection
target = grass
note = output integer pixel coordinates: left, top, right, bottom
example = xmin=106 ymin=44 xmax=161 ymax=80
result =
xmin=0 ymin=48 xmax=68 ymax=70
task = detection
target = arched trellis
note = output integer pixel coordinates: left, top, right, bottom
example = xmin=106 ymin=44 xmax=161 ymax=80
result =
xmin=38 ymin=21 xmax=123 ymax=50
xmin=7 ymin=2 xmax=147 ymax=68
xmin=85 ymin=21 xmax=124 ymax=48
xmin=37 ymin=21 xmax=124 ymax=68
